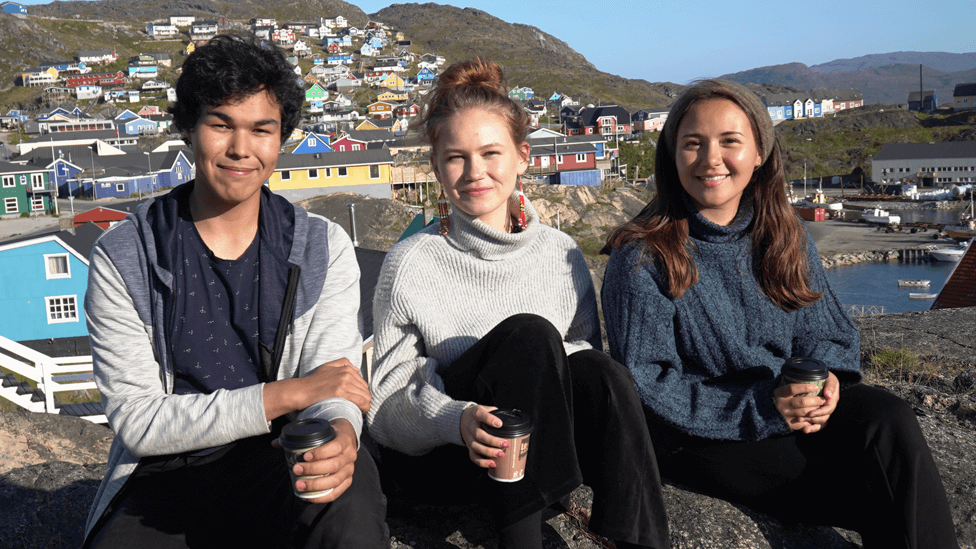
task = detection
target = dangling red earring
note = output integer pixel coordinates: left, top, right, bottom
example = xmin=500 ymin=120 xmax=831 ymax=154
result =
xmin=517 ymin=177 xmax=527 ymax=231
xmin=438 ymin=189 xmax=451 ymax=236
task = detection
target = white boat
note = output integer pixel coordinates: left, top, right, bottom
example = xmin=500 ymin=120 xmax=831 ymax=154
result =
xmin=929 ymin=240 xmax=970 ymax=262
xmin=897 ymin=279 xmax=931 ymax=288
xmin=861 ymin=207 xmax=900 ymax=225
xmin=909 ymin=292 xmax=938 ymax=300
xmin=802 ymin=189 xmax=844 ymax=210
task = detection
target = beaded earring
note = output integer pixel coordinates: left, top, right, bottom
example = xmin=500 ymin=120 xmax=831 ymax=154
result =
xmin=438 ymin=189 xmax=451 ymax=236
xmin=516 ymin=177 xmax=527 ymax=231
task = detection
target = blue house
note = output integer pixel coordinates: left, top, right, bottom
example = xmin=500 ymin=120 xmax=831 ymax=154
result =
xmin=122 ymin=117 xmax=158 ymax=136
xmin=0 ymin=2 xmax=27 ymax=15
xmin=292 ymin=133 xmax=333 ymax=154
xmin=6 ymin=110 xmax=29 ymax=122
xmin=327 ymin=54 xmax=353 ymax=65
xmin=416 ymin=67 xmax=436 ymax=84
xmin=0 ymin=233 xmax=93 ymax=342
xmin=114 ymin=109 xmax=139 ymax=122
xmin=52 ymin=157 xmax=84 ymax=198
xmin=312 ymin=56 xmax=324 ymax=65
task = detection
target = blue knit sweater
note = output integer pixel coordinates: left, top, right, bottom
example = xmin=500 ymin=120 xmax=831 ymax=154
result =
xmin=602 ymin=203 xmax=862 ymax=441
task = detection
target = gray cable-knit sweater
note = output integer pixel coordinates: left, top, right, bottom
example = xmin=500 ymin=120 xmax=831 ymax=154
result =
xmin=367 ymin=198 xmax=600 ymax=456
xmin=602 ymin=203 xmax=862 ymax=441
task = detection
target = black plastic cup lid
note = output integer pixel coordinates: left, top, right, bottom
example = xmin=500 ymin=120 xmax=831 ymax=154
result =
xmin=782 ymin=357 xmax=828 ymax=382
xmin=279 ymin=418 xmax=336 ymax=450
xmin=482 ymin=409 xmax=533 ymax=438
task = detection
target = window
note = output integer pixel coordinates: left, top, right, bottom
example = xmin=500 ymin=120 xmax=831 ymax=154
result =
xmin=31 ymin=197 xmax=44 ymax=211
xmin=46 ymin=295 xmax=79 ymax=323
xmin=2 ymin=175 xmax=13 ymax=188
xmin=369 ymin=164 xmax=380 ymax=179
xmin=281 ymin=171 xmax=291 ymax=181
xmin=576 ymin=153 xmax=587 ymax=162
xmin=556 ymin=155 xmax=564 ymax=164
xmin=4 ymin=197 xmax=17 ymax=213
xmin=308 ymin=169 xmax=319 ymax=179
xmin=324 ymin=168 xmax=331 ymax=178
xmin=45 ymin=253 xmax=70 ymax=279
xmin=352 ymin=144 xmax=361 ymax=151
xmin=116 ymin=183 xmax=126 ymax=192
xmin=338 ymin=167 xmax=348 ymax=177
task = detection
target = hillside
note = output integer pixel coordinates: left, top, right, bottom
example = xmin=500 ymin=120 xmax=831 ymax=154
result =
xmin=811 ymin=51 xmax=976 ymax=74
xmin=721 ymin=61 xmax=976 ymax=105
xmin=29 ymin=0 xmax=369 ymax=28
xmin=371 ymin=3 xmax=680 ymax=111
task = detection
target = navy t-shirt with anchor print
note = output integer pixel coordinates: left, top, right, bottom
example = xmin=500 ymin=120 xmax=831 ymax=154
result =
xmin=171 ymin=199 xmax=262 ymax=396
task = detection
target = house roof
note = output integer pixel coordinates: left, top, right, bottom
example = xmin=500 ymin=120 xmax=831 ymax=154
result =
xmin=953 ymin=83 xmax=976 ymax=97
xmin=907 ymin=90 xmax=936 ymax=102
xmin=27 ymin=129 xmax=119 ymax=143
xmin=360 ymin=118 xmax=396 ymax=129
xmin=528 ymin=142 xmax=597 ymax=157
xmin=0 ymin=159 xmax=51 ymax=174
xmin=274 ymin=149 xmax=393 ymax=170
xmin=0 ymin=221 xmax=103 ymax=261
xmin=932 ymin=241 xmax=976 ymax=310
xmin=343 ymin=129 xmax=397 ymax=143
xmin=874 ymin=142 xmax=976 ymax=161
xmin=576 ymin=105 xmax=631 ymax=126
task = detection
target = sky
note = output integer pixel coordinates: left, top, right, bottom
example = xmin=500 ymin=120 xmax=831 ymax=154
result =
xmin=16 ymin=0 xmax=976 ymax=84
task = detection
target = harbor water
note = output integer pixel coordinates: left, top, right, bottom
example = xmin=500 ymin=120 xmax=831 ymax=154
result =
xmin=825 ymin=259 xmax=958 ymax=314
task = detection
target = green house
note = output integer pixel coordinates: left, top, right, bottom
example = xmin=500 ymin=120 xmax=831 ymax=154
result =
xmin=305 ymin=83 xmax=328 ymax=102
xmin=0 ymin=161 xmax=56 ymax=217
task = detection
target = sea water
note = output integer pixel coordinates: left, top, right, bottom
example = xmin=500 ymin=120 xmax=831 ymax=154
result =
xmin=825 ymin=260 xmax=958 ymax=314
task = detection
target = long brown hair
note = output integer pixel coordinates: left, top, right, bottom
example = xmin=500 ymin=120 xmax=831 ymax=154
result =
xmin=604 ymin=79 xmax=822 ymax=312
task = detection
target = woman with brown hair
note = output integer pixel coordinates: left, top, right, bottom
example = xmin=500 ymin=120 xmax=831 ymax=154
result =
xmin=366 ymin=57 xmax=668 ymax=549
xmin=602 ymin=79 xmax=958 ymax=547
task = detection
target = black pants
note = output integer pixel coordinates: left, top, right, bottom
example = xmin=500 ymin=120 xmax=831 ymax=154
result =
xmin=650 ymin=383 xmax=959 ymax=549
xmin=86 ymin=429 xmax=389 ymax=549
xmin=380 ymin=314 xmax=669 ymax=547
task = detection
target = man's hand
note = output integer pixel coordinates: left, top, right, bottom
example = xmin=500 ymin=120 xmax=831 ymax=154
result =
xmin=264 ymin=358 xmax=370 ymax=421
xmin=290 ymin=419 xmax=358 ymax=504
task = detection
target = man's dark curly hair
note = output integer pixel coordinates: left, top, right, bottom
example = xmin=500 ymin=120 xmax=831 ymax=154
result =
xmin=169 ymin=34 xmax=304 ymax=143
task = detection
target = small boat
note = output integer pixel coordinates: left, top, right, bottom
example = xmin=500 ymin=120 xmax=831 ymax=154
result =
xmin=862 ymin=206 xmax=900 ymax=225
xmin=944 ymin=195 xmax=976 ymax=242
xmin=909 ymin=292 xmax=938 ymax=300
xmin=929 ymin=240 xmax=970 ymax=262
xmin=802 ymin=190 xmax=844 ymax=211
xmin=897 ymin=279 xmax=931 ymax=288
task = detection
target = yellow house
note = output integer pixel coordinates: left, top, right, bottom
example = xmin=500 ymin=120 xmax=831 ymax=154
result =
xmin=953 ymin=83 xmax=976 ymax=111
xmin=378 ymin=73 xmax=404 ymax=89
xmin=267 ymin=149 xmax=394 ymax=200
xmin=356 ymin=118 xmax=395 ymax=131
xmin=368 ymin=101 xmax=394 ymax=119
xmin=377 ymin=91 xmax=407 ymax=102
xmin=22 ymin=67 xmax=59 ymax=87
xmin=185 ymin=42 xmax=196 ymax=56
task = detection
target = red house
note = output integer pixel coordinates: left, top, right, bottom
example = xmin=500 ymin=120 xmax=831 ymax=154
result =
xmin=393 ymin=104 xmax=420 ymax=117
xmin=72 ymin=207 xmax=129 ymax=230
xmin=561 ymin=105 xmax=631 ymax=137
xmin=528 ymin=142 xmax=598 ymax=172
xmin=64 ymin=71 xmax=126 ymax=88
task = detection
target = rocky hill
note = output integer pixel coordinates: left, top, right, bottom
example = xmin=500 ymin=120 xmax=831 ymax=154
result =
xmin=721 ymin=61 xmax=976 ymax=106
xmin=30 ymin=0 xmax=369 ymax=28
xmin=3 ymin=306 xmax=973 ymax=549
xmin=810 ymin=51 xmax=976 ymax=74
xmin=371 ymin=3 xmax=682 ymax=111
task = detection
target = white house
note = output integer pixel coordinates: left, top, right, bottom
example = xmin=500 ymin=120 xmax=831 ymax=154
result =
xmin=75 ymin=85 xmax=102 ymax=100
xmin=168 ymin=15 xmax=195 ymax=26
xmin=146 ymin=23 xmax=179 ymax=39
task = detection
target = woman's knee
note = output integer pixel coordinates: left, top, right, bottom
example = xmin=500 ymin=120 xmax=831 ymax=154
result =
xmin=492 ymin=313 xmax=561 ymax=344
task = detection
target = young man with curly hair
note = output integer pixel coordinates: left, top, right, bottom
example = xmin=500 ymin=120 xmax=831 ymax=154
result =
xmin=82 ymin=34 xmax=388 ymax=548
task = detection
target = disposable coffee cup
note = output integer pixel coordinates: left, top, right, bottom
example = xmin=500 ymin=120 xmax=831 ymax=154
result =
xmin=482 ymin=409 xmax=533 ymax=483
xmin=279 ymin=418 xmax=336 ymax=499
xmin=780 ymin=357 xmax=828 ymax=397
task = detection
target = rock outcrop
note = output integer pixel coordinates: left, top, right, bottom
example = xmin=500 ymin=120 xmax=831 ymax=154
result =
xmin=3 ymin=308 xmax=975 ymax=549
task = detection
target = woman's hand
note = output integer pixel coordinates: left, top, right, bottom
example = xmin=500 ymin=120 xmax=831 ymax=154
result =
xmin=773 ymin=372 xmax=840 ymax=434
xmin=459 ymin=405 xmax=510 ymax=468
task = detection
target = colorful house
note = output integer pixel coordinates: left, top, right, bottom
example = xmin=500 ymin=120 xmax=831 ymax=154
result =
xmin=71 ymin=207 xmax=129 ymax=230
xmin=268 ymin=149 xmax=394 ymax=200
xmin=0 ymin=161 xmax=56 ymax=217
xmin=292 ymin=133 xmax=333 ymax=154
xmin=332 ymin=130 xmax=396 ymax=152
xmin=0 ymin=231 xmax=97 ymax=342
xmin=377 ymin=91 xmax=407 ymax=103
xmin=305 ymin=83 xmax=328 ymax=102
xmin=416 ymin=67 xmax=436 ymax=84
xmin=377 ymin=73 xmax=405 ymax=90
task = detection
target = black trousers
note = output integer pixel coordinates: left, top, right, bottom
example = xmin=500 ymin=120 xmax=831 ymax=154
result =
xmin=649 ymin=383 xmax=959 ymax=549
xmin=380 ymin=314 xmax=669 ymax=547
xmin=86 ymin=428 xmax=389 ymax=549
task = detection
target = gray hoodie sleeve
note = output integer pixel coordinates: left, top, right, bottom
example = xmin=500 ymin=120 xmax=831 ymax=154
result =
xmin=86 ymin=242 xmax=271 ymax=458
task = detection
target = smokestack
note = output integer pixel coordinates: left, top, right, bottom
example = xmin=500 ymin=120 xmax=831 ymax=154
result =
xmin=347 ymin=202 xmax=359 ymax=247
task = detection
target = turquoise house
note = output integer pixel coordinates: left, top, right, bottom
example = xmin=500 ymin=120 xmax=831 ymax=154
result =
xmin=0 ymin=234 xmax=91 ymax=341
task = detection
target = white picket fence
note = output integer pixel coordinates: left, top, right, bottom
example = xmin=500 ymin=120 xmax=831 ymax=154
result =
xmin=0 ymin=334 xmax=105 ymax=424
